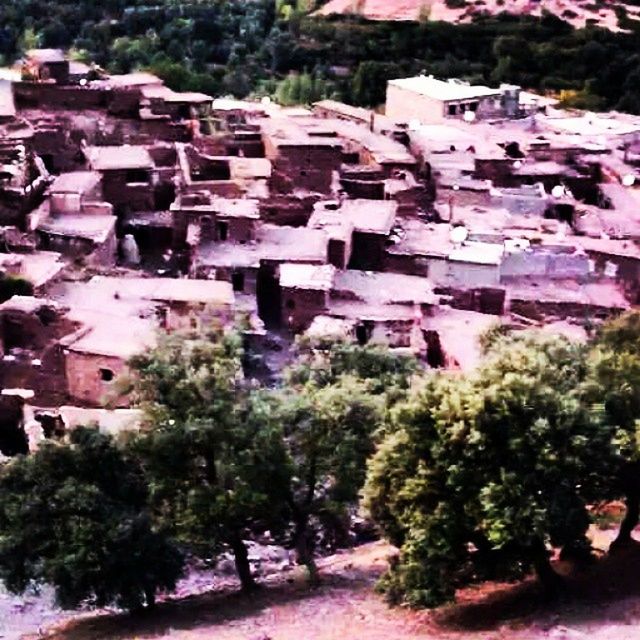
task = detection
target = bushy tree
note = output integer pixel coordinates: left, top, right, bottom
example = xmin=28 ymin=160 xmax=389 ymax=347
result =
xmin=275 ymin=375 xmax=384 ymax=580
xmin=0 ymin=428 xmax=183 ymax=611
xmin=588 ymin=311 xmax=640 ymax=545
xmin=365 ymin=333 xmax=616 ymax=607
xmin=128 ymin=327 xmax=292 ymax=592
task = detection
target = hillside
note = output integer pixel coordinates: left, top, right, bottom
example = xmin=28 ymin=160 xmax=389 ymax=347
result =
xmin=315 ymin=0 xmax=639 ymax=31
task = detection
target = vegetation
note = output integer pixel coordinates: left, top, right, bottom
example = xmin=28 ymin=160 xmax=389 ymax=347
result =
xmin=126 ymin=327 xmax=292 ymax=592
xmin=3 ymin=1 xmax=640 ymax=111
xmin=2 ymin=315 xmax=640 ymax=613
xmin=365 ymin=333 xmax=616 ymax=606
xmin=0 ymin=428 xmax=183 ymax=611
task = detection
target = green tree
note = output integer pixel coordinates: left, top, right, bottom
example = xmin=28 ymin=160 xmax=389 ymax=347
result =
xmin=128 ymin=327 xmax=292 ymax=592
xmin=588 ymin=311 xmax=640 ymax=545
xmin=275 ymin=375 xmax=384 ymax=581
xmin=365 ymin=333 xmax=615 ymax=607
xmin=0 ymin=428 xmax=183 ymax=612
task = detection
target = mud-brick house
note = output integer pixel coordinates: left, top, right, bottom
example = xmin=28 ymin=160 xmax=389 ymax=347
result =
xmin=55 ymin=275 xmax=236 ymax=406
xmin=261 ymin=118 xmax=343 ymax=194
xmin=278 ymin=263 xmax=336 ymax=332
xmin=171 ymin=192 xmax=261 ymax=250
xmin=85 ymin=145 xmax=156 ymax=213
xmin=307 ymin=205 xmax=354 ymax=269
xmin=23 ymin=49 xmax=70 ymax=85
xmin=0 ymin=296 xmax=78 ymax=405
xmin=33 ymin=171 xmax=117 ymax=266
xmin=340 ymin=199 xmax=397 ymax=271
xmin=61 ymin=314 xmax=155 ymax=407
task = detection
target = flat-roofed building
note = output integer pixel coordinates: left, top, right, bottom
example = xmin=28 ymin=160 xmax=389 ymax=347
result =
xmin=386 ymin=76 xmax=519 ymax=125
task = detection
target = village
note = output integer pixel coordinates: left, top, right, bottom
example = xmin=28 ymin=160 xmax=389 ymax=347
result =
xmin=0 ymin=48 xmax=637 ymax=454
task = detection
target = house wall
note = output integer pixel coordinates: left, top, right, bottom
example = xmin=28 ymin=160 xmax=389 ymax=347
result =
xmin=14 ymin=82 xmax=107 ymax=110
xmin=101 ymin=170 xmax=155 ymax=212
xmin=266 ymin=144 xmax=342 ymax=194
xmin=386 ymin=85 xmax=445 ymax=124
xmin=64 ymin=351 xmax=128 ymax=407
xmin=446 ymin=260 xmax=501 ymax=287
xmin=328 ymin=237 xmax=352 ymax=269
xmin=281 ymin=287 xmax=328 ymax=333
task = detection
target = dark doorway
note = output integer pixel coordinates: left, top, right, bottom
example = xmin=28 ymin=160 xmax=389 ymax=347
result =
xmin=423 ymin=330 xmax=445 ymax=368
xmin=232 ymin=271 xmax=245 ymax=292
xmin=217 ymin=220 xmax=229 ymax=241
xmin=0 ymin=400 xmax=28 ymax=456
xmin=355 ymin=321 xmax=373 ymax=346
xmin=257 ymin=264 xmax=281 ymax=329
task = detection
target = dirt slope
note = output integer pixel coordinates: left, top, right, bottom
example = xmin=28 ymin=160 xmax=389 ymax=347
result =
xmin=39 ymin=538 xmax=640 ymax=640
xmin=314 ymin=0 xmax=635 ymax=32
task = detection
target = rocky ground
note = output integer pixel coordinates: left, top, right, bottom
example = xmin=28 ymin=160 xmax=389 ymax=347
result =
xmin=12 ymin=527 xmax=640 ymax=640
xmin=315 ymin=0 xmax=640 ymax=32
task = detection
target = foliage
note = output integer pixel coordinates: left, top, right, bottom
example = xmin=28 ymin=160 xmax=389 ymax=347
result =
xmin=286 ymin=337 xmax=419 ymax=394
xmin=274 ymin=374 xmax=384 ymax=576
xmin=0 ymin=428 xmax=183 ymax=611
xmin=364 ymin=332 xmax=617 ymax=607
xmin=128 ymin=327 xmax=292 ymax=591
xmin=2 ymin=2 xmax=640 ymax=111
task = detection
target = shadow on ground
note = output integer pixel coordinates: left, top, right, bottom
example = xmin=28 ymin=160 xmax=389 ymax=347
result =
xmin=43 ymin=541 xmax=640 ymax=640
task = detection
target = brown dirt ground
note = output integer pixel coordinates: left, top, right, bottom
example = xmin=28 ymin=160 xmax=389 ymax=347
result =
xmin=38 ymin=531 xmax=640 ymax=640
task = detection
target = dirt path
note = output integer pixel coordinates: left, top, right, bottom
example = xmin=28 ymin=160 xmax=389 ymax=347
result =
xmin=37 ymin=539 xmax=640 ymax=640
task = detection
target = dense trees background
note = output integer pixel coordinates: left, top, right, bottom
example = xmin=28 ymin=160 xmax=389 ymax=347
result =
xmin=3 ymin=0 xmax=640 ymax=111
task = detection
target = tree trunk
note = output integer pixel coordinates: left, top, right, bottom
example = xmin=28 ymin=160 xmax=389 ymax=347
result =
xmin=532 ymin=541 xmax=563 ymax=597
xmin=613 ymin=490 xmax=640 ymax=547
xmin=230 ymin=534 xmax=257 ymax=592
xmin=293 ymin=511 xmax=320 ymax=585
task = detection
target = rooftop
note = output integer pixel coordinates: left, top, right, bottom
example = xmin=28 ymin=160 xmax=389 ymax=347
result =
xmin=38 ymin=214 xmax=116 ymax=243
xmin=339 ymin=199 xmax=397 ymax=235
xmin=196 ymin=225 xmax=328 ymax=268
xmin=280 ymin=263 xmax=336 ymax=291
xmin=49 ymin=171 xmax=101 ymax=195
xmin=86 ymin=145 xmax=153 ymax=171
xmin=26 ymin=49 xmax=66 ymax=64
xmin=96 ymin=72 xmax=163 ymax=89
xmin=388 ymin=76 xmax=501 ymax=102
xmin=333 ymin=269 xmax=437 ymax=307
xmin=0 ymin=251 xmax=65 ymax=288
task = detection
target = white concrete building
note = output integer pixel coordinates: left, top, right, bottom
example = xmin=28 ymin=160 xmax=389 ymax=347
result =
xmin=386 ymin=75 xmax=520 ymax=125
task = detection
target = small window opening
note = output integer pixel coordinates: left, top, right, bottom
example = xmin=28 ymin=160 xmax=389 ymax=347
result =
xmin=100 ymin=368 xmax=114 ymax=382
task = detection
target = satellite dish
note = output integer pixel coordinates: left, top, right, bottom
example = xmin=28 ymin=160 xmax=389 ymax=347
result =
xmin=408 ymin=118 xmax=421 ymax=132
xmin=450 ymin=226 xmax=469 ymax=244
xmin=622 ymin=174 xmax=636 ymax=187
xmin=463 ymin=110 xmax=476 ymax=123
xmin=261 ymin=96 xmax=272 ymax=105
xmin=513 ymin=160 xmax=522 ymax=169
xmin=551 ymin=185 xmax=565 ymax=198
xmin=79 ymin=78 xmax=87 ymax=87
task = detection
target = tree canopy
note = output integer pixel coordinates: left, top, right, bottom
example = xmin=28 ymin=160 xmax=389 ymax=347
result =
xmin=0 ymin=428 xmax=183 ymax=611
xmin=364 ymin=332 xmax=619 ymax=607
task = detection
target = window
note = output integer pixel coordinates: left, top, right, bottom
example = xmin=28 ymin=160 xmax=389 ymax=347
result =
xmin=99 ymin=368 xmax=114 ymax=382
xmin=286 ymin=299 xmax=296 ymax=310
xmin=469 ymin=102 xmax=479 ymax=112
xmin=217 ymin=220 xmax=229 ymax=241
xmin=448 ymin=104 xmax=457 ymax=116
xmin=232 ymin=271 xmax=245 ymax=292
xmin=125 ymin=169 xmax=149 ymax=184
